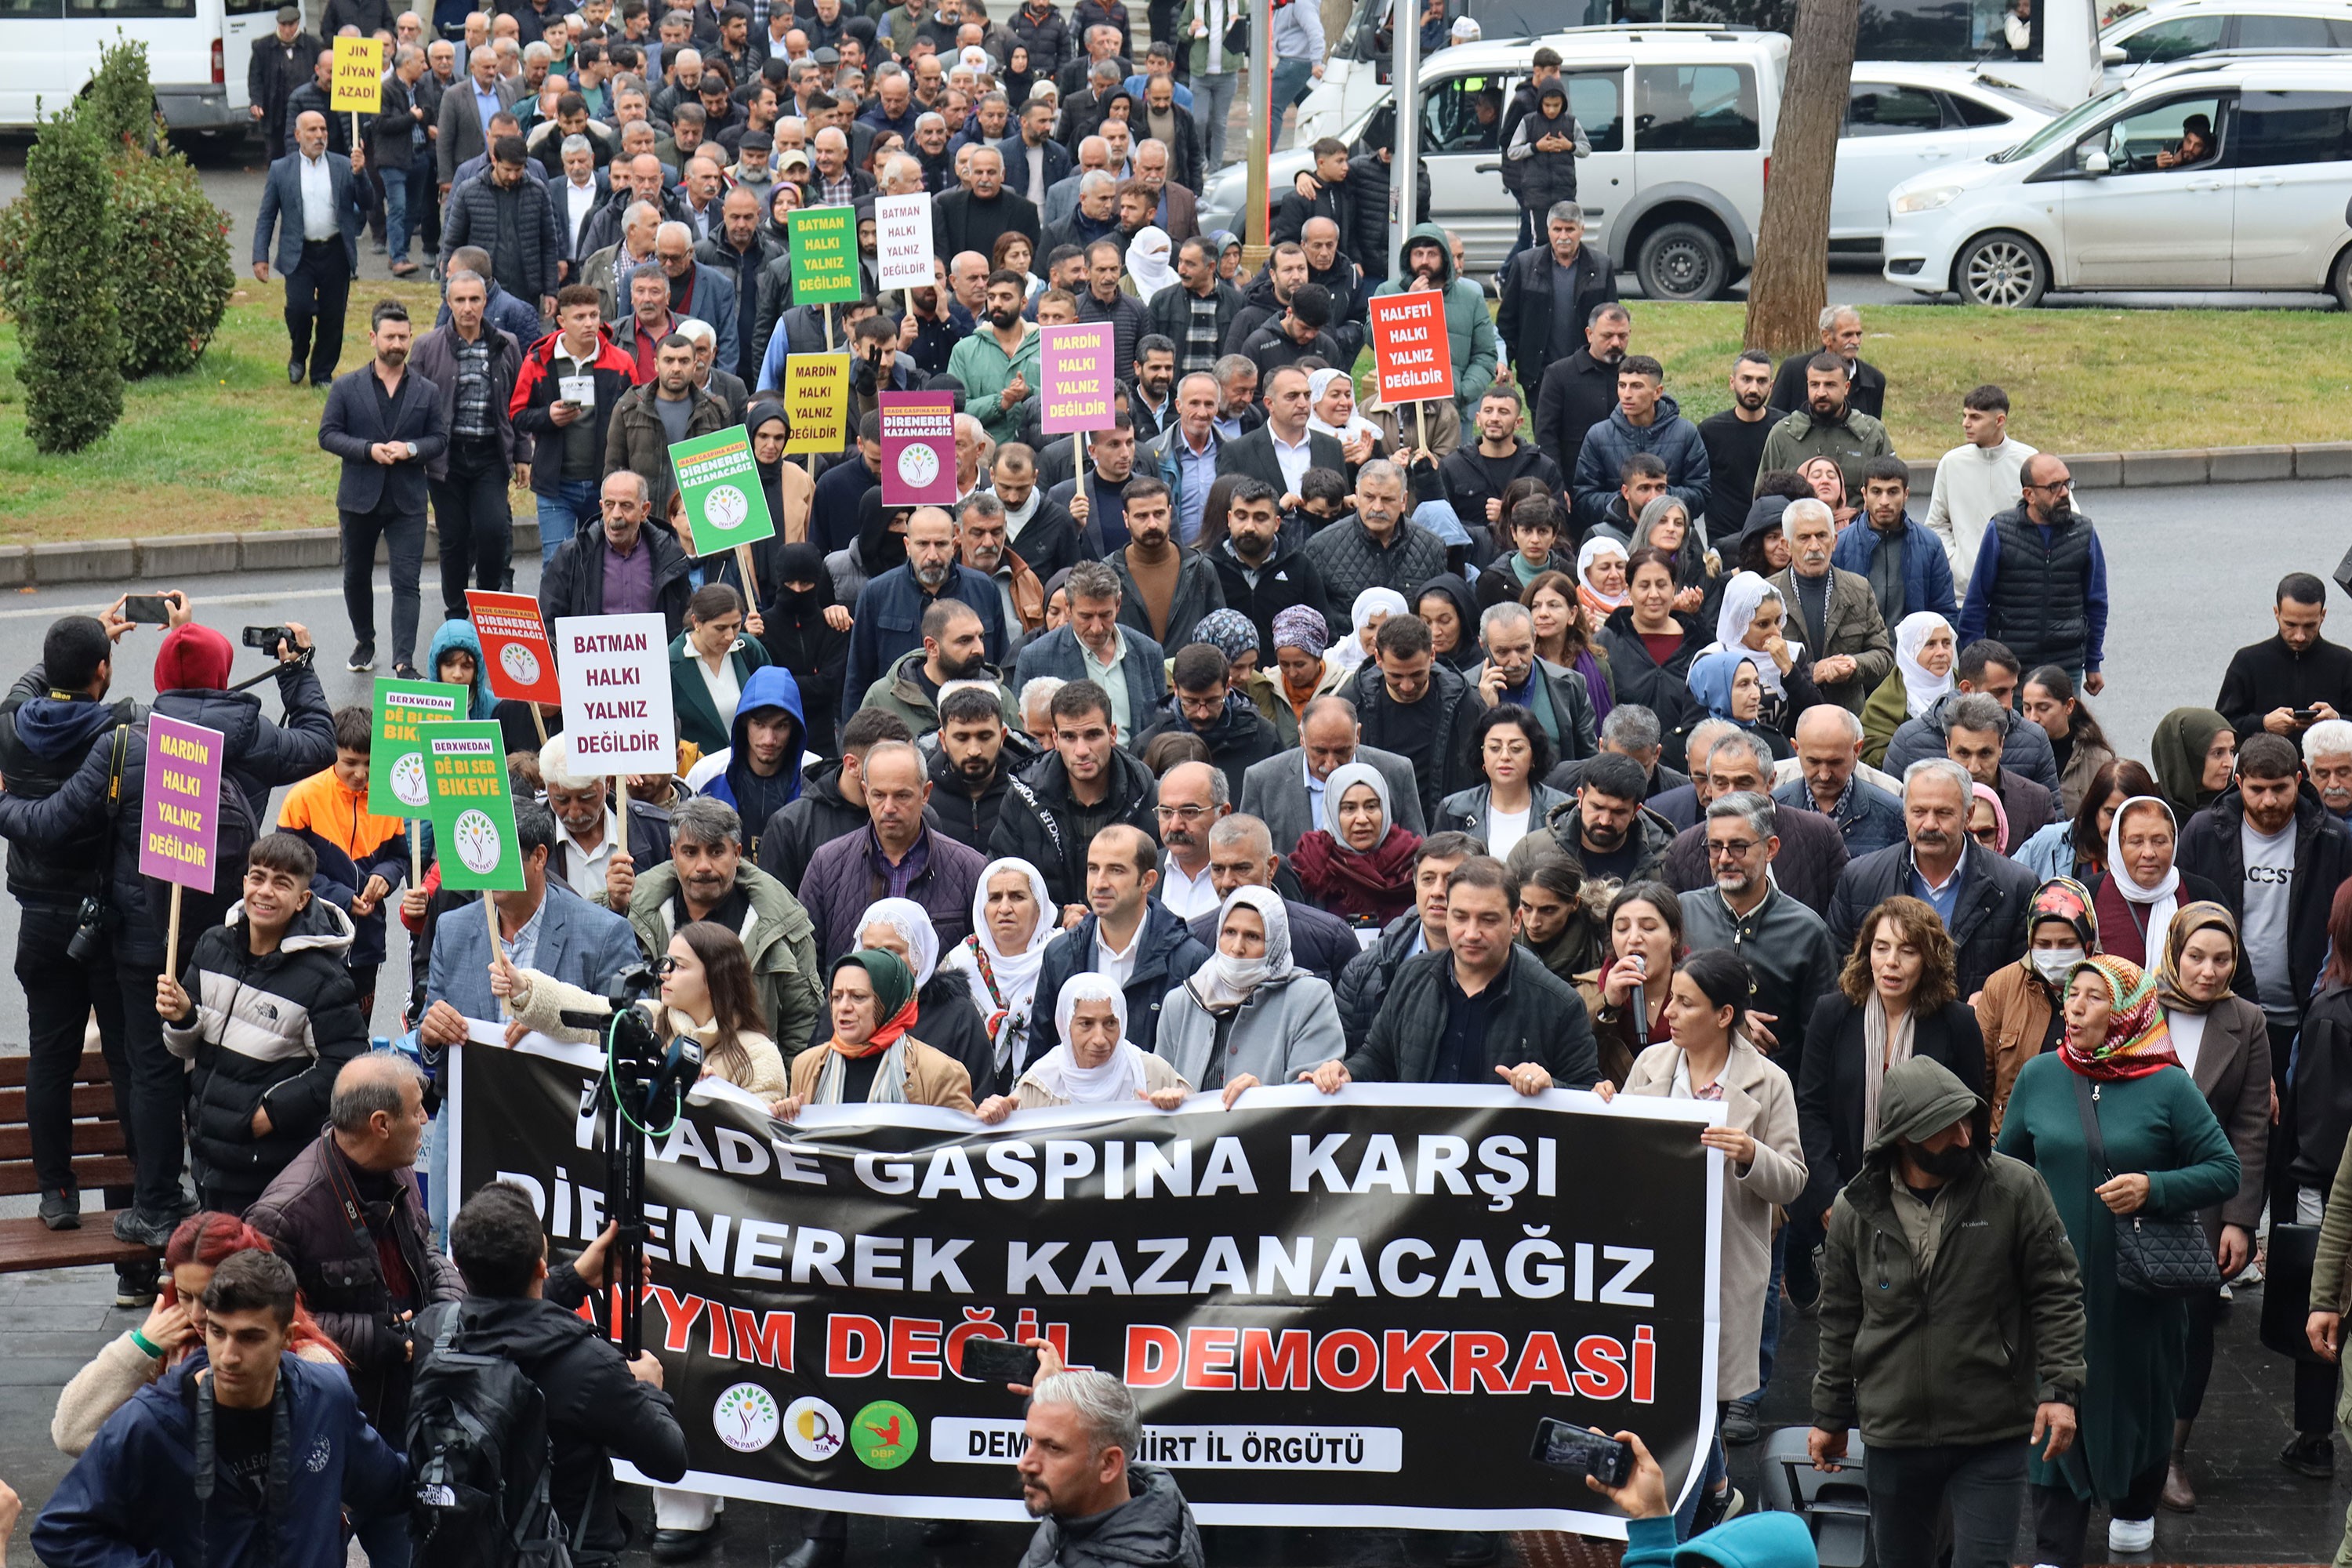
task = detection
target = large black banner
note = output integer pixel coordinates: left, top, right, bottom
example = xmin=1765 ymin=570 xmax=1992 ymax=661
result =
xmin=449 ymin=1038 xmax=1724 ymax=1534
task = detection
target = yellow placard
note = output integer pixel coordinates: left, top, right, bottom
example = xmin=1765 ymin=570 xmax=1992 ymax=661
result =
xmin=782 ymin=354 xmax=851 ymax=454
xmin=330 ymin=37 xmax=385 ymax=112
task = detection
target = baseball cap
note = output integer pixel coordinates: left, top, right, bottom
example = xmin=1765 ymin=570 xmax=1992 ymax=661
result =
xmin=1449 ymin=15 xmax=1481 ymax=38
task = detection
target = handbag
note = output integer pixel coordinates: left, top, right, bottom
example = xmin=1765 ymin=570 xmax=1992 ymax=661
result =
xmin=2262 ymin=1221 xmax=2329 ymax=1363
xmin=2071 ymin=1073 xmax=2220 ymax=1298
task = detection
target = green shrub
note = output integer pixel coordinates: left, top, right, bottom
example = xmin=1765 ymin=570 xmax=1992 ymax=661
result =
xmin=19 ymin=106 xmax=122 ymax=454
xmin=80 ymin=32 xmax=162 ymax=154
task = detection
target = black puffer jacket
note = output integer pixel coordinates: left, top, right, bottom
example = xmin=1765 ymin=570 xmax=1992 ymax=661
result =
xmin=1019 ymin=1464 xmax=1203 ymax=1568
xmin=167 ymin=899 xmax=369 ymax=1205
xmin=0 ymin=664 xmax=137 ymax=907
xmin=989 ymin=746 xmax=1161 ymax=909
xmin=157 ymin=664 xmax=337 ymax=823
xmin=1334 ymin=909 xmax=1422 ymax=1049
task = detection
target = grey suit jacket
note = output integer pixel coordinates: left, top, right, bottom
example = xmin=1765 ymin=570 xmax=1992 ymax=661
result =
xmin=1766 ymin=564 xmax=1893 ymax=713
xmin=437 ymin=79 xmax=491 ymax=184
xmin=1238 ymin=743 xmax=1426 ymax=858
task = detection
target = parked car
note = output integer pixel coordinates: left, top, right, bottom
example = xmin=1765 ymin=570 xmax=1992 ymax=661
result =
xmin=1835 ymin=65 xmax=2064 ymax=247
xmin=2100 ymin=0 xmax=2352 ymax=84
xmin=1882 ymin=53 xmax=2352 ymax=305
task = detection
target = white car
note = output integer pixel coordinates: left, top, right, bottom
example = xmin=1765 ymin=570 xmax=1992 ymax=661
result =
xmin=2100 ymin=0 xmax=2352 ymax=85
xmin=1834 ymin=65 xmax=2065 ymax=246
xmin=1882 ymin=53 xmax=2352 ymax=304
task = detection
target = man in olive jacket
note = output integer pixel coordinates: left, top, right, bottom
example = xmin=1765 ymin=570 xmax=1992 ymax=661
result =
xmin=1810 ymin=1056 xmax=2085 ymax=1568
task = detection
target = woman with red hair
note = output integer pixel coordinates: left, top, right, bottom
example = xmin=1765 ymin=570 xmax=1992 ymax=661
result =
xmin=50 ymin=1212 xmax=344 ymax=1457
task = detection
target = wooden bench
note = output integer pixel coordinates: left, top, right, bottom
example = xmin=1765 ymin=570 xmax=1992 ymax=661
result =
xmin=0 ymin=1050 xmax=158 ymax=1271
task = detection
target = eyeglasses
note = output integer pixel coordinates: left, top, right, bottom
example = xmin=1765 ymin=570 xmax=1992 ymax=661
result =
xmin=1156 ymin=803 xmax=1214 ymax=822
xmin=1706 ymin=839 xmax=1761 ymax=859
xmin=2024 ymin=477 xmax=2074 ymax=492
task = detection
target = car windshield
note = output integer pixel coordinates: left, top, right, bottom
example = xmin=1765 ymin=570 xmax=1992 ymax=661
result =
xmin=1988 ymin=83 xmax=2130 ymax=158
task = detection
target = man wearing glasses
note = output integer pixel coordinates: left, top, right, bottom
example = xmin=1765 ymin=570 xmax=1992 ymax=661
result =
xmin=1677 ymin=790 xmax=1836 ymax=1090
xmin=1148 ymin=760 xmax=1229 ymax=920
xmin=1957 ymin=455 xmax=2109 ymax=695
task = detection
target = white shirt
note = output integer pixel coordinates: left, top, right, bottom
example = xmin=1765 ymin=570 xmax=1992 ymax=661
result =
xmin=1094 ymin=916 xmax=1145 ymax=992
xmin=2169 ymin=1011 xmax=2207 ymax=1076
xmin=694 ymin=652 xmax=744 ymax=735
xmin=1926 ymin=436 xmax=2037 ymax=591
xmin=555 ymin=809 xmax=622 ymax=902
xmin=1269 ymin=424 xmax=1315 ymax=497
xmin=1303 ymin=753 xmax=1331 ymax=834
xmin=1004 ymin=487 xmax=1044 ymax=546
xmin=1160 ymin=854 xmax=1220 ymax=920
xmin=297 ymin=151 xmax=339 ymax=241
xmin=565 ymin=176 xmax=601 ymax=251
xmin=1487 ymin=804 xmax=1530 ymax=861
xmin=1080 ymin=630 xmax=1131 ymax=739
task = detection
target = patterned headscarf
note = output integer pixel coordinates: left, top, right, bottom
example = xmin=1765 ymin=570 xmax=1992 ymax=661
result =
xmin=1192 ymin=608 xmax=1259 ymax=666
xmin=1272 ymin=605 xmax=1329 ymax=659
xmin=2027 ymin=876 xmax=2100 ymax=952
xmin=2060 ymin=954 xmax=2181 ymax=1081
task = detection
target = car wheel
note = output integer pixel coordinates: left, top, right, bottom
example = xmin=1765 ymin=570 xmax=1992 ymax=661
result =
xmin=2330 ymin=245 xmax=2352 ymax=313
xmin=1953 ymin=230 xmax=2047 ymax=308
xmin=1635 ymin=222 xmax=1730 ymax=302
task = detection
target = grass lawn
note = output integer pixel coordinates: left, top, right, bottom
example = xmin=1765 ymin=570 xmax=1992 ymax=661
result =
xmin=1 ymin=288 xmax=2350 ymax=543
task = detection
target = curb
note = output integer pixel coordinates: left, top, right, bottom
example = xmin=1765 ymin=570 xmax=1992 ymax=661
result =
xmin=12 ymin=440 xmax=2352 ymax=590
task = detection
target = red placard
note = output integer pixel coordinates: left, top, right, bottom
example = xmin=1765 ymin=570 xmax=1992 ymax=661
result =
xmin=1367 ymin=292 xmax=1456 ymax=406
xmin=464 ymin=590 xmax=562 ymax=705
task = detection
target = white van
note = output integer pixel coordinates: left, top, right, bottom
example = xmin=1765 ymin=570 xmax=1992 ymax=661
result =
xmin=2100 ymin=0 xmax=2352 ymax=86
xmin=1882 ymin=53 xmax=2352 ymax=304
xmin=1200 ymin=27 xmax=1788 ymax=299
xmin=0 ymin=0 xmax=278 ymax=142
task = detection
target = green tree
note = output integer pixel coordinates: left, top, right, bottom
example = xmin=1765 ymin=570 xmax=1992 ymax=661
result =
xmin=19 ymin=104 xmax=122 ymax=453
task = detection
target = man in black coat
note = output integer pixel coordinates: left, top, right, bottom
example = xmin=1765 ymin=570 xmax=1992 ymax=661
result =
xmin=248 ymin=6 xmax=325 ymax=157
xmin=2215 ymin=571 xmax=2352 ymax=743
xmin=1495 ymin=201 xmax=1617 ymax=401
xmin=934 ymin=147 xmax=1042 ymax=257
xmin=1828 ymin=758 xmax=2036 ymax=1002
xmin=1201 ymin=477 xmax=1326 ymax=654
xmin=1218 ymin=365 xmax=1345 ymax=507
xmin=1769 ymin=303 xmax=1886 ymax=419
xmin=989 ymin=680 xmax=1160 ymax=909
xmin=537 ymin=470 xmax=695 ymax=637
xmin=1352 ymin=614 xmax=1480 ymax=826
xmin=318 ymin=301 xmax=446 ymax=679
xmin=1133 ymin=645 xmax=1282 ymax=801
xmin=1532 ymin=300 xmax=1629 ymax=489
xmin=440 ymin=136 xmax=562 ymax=314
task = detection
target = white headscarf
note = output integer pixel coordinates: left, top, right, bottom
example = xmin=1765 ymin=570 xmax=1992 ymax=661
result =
xmin=1307 ymin=368 xmax=1379 ymax=446
xmin=1894 ymin=612 xmax=1956 ymax=718
xmin=955 ymin=858 xmax=1056 ymax=1064
xmin=1322 ymin=761 xmax=1392 ymax=849
xmin=1577 ymin=535 xmax=1629 ymax=610
xmin=1126 ymin=226 xmax=1178 ymax=300
xmin=1030 ymin=973 xmax=1152 ymax=1103
xmin=1708 ymin=572 xmax=1799 ymax=698
xmin=1189 ymin=885 xmax=1294 ymax=1011
xmin=2106 ymin=795 xmax=2183 ymax=958
xmin=855 ymin=898 xmax=942 ymax=988
xmin=1334 ymin=586 xmax=1409 ymax=676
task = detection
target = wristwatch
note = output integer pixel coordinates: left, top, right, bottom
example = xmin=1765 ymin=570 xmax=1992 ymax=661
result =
xmin=404 ymin=441 xmax=419 ymax=459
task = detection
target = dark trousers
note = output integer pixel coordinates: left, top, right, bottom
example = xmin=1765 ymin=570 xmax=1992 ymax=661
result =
xmin=285 ymin=238 xmax=353 ymax=383
xmin=2299 ymin=1355 xmax=2341 ymax=1436
xmin=112 ymin=949 xmax=190 ymax=1216
xmin=430 ymin=436 xmax=515 ymax=619
xmin=2033 ymin=1457 xmax=2166 ymax=1568
xmin=2181 ymin=1286 xmax=2221 ymax=1419
xmin=17 ymin=903 xmax=132 ymax=1203
xmin=2273 ymin=1020 xmax=2303 ymax=1215
xmin=1866 ymin=1440 xmax=2027 ymax=1568
xmin=340 ymin=500 xmax=429 ymax=670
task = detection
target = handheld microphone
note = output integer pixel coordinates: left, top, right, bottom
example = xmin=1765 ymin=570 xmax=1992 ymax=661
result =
xmin=1627 ymin=952 xmax=1649 ymax=1050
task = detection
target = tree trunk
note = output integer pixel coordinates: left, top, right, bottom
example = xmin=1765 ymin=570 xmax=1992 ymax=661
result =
xmin=1742 ymin=0 xmax=1860 ymax=357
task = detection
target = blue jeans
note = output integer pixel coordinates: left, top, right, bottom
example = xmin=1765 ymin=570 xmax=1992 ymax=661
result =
xmin=1192 ymin=69 xmax=1240 ymax=169
xmin=1271 ymin=58 xmax=1316 ymax=148
xmin=535 ymin=477 xmax=599 ymax=564
xmin=1673 ymin=1421 xmax=1731 ymax=1540
xmin=383 ymin=168 xmax=410 ymax=263
xmin=1751 ymin=1221 xmax=1787 ymax=1403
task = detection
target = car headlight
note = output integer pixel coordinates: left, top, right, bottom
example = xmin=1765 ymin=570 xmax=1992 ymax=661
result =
xmin=1892 ymin=185 xmax=1964 ymax=216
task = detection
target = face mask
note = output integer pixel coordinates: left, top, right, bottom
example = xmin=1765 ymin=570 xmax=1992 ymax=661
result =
xmin=2031 ymin=946 xmax=2082 ymax=985
xmin=1905 ymin=1140 xmax=1975 ymax=1181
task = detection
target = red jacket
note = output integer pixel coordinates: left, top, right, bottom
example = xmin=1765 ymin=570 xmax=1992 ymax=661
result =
xmin=509 ymin=328 xmax=638 ymax=496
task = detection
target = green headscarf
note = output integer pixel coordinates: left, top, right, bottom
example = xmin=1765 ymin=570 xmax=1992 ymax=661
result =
xmin=2149 ymin=706 xmax=2232 ymax=821
xmin=829 ymin=949 xmax=917 ymax=1044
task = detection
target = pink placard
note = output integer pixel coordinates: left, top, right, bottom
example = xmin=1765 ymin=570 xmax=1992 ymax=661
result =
xmin=140 ymin=714 xmax=227 ymax=891
xmin=878 ymin=390 xmax=960 ymax=504
xmin=1037 ymin=321 xmax=1117 ymax=435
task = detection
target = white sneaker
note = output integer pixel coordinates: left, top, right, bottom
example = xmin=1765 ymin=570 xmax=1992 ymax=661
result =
xmin=2110 ymin=1516 xmax=2155 ymax=1554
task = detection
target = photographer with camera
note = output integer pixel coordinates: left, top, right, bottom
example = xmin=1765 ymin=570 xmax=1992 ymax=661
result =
xmin=0 ymin=608 xmax=332 ymax=1253
xmin=848 ymin=309 xmax=920 ymax=429
xmin=1581 ymin=1428 xmax=1816 ymax=1568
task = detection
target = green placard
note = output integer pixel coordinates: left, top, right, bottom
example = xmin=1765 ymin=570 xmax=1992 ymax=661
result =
xmin=669 ymin=424 xmax=776 ymax=556
xmin=788 ymin=207 xmax=861 ymax=304
xmin=423 ymin=720 xmax=524 ymax=893
xmin=368 ymin=677 xmax=462 ymax=818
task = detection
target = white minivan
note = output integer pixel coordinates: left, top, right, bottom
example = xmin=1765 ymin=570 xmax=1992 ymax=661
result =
xmin=2099 ymin=0 xmax=2352 ymax=86
xmin=0 ymin=0 xmax=278 ymax=141
xmin=1200 ymin=27 xmax=1788 ymax=299
xmin=1882 ymin=53 xmax=2352 ymax=304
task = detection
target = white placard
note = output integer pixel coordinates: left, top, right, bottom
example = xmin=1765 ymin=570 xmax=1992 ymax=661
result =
xmin=873 ymin=191 xmax=935 ymax=289
xmin=552 ymin=612 xmax=676 ymax=775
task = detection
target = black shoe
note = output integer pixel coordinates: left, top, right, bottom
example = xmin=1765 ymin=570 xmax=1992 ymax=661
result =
xmin=394 ymin=662 xmax=423 ymax=681
xmin=288 ymin=358 xmax=305 ymax=386
xmin=2281 ymin=1434 xmax=2336 ymax=1478
xmin=112 ymin=1200 xmax=194 ymax=1250
xmin=1784 ymin=1242 xmax=1821 ymax=1312
xmin=114 ymin=1260 xmax=159 ymax=1309
xmin=1443 ymin=1531 xmax=1501 ymax=1568
xmin=781 ymin=1538 xmax=845 ymax=1568
xmin=348 ymin=641 xmax=376 ymax=673
xmin=650 ymin=1525 xmax=718 ymax=1562
xmin=1690 ymin=1484 xmax=1743 ymax=1536
xmin=40 ymin=1186 xmax=80 ymax=1230
xmin=1721 ymin=1399 xmax=1762 ymax=1446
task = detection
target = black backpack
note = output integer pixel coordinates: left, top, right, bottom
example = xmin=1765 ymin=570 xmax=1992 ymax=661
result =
xmin=405 ymin=1301 xmax=587 ymax=1568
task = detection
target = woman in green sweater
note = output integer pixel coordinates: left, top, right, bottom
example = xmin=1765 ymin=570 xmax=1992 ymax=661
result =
xmin=1995 ymin=953 xmax=2238 ymax=1568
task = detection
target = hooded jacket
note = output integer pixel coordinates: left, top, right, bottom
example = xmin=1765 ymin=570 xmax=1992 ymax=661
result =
xmin=989 ymin=745 xmax=1162 ymax=909
xmin=1545 ymin=795 xmax=1676 ymax=885
xmin=1570 ymin=395 xmax=1711 ymax=534
xmin=1203 ymin=532 xmax=1328 ymax=656
xmin=426 ymin=619 xmax=497 ymax=717
xmin=686 ymin=664 xmax=807 ymax=839
xmin=152 ymin=632 xmax=337 ymax=827
xmin=31 ymin=1353 xmax=408 ymax=1568
xmin=1882 ymin=689 xmax=2062 ymax=796
xmin=1018 ymin=1463 xmax=1203 ymax=1568
xmin=0 ymin=663 xmax=136 ymax=906
xmin=1370 ymin=222 xmax=1499 ymax=414
xmin=167 ymin=898 xmax=370 ymax=1203
xmin=1027 ymin=897 xmax=1210 ymax=1063
xmin=844 ymin=562 xmax=1011 ymax=707
xmin=1812 ymin=1055 xmax=2087 ymax=1448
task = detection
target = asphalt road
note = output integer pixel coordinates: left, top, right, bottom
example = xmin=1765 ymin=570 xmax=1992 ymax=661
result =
xmin=0 ymin=134 xmax=2337 ymax=310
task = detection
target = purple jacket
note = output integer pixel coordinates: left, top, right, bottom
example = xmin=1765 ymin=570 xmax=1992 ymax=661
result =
xmin=797 ymin=823 xmax=988 ymax=966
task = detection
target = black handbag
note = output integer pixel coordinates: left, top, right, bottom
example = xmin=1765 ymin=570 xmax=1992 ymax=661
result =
xmin=2071 ymin=1073 xmax=2221 ymax=1298
xmin=2262 ymin=1221 xmax=2329 ymax=1363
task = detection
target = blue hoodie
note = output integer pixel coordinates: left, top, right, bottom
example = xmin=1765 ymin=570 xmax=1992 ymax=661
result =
xmin=694 ymin=664 xmax=806 ymax=829
xmin=1624 ymin=1510 xmax=1818 ymax=1568
xmin=426 ymin=619 xmax=497 ymax=719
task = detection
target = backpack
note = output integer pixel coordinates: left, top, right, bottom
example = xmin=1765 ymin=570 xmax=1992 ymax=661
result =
xmin=404 ymin=1301 xmax=586 ymax=1568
